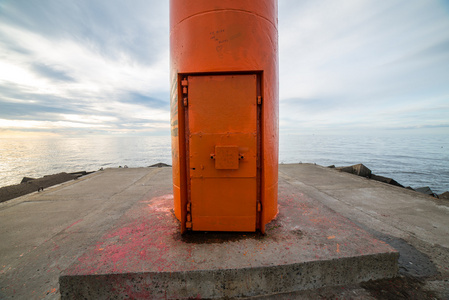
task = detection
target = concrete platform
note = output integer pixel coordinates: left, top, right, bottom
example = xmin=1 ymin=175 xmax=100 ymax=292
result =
xmin=59 ymin=179 xmax=397 ymax=299
xmin=1 ymin=164 xmax=448 ymax=299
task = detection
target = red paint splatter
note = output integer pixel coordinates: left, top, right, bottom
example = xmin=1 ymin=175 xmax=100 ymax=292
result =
xmin=64 ymin=219 xmax=83 ymax=231
xmin=70 ymin=194 xmax=181 ymax=276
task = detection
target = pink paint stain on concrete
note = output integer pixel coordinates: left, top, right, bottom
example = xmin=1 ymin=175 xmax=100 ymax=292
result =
xmin=51 ymin=241 xmax=60 ymax=252
xmin=67 ymin=189 xmax=396 ymax=279
xmin=69 ymin=194 xmax=184 ymax=276
xmin=64 ymin=219 xmax=83 ymax=231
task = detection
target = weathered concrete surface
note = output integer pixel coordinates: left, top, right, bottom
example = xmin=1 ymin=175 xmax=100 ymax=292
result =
xmin=58 ymin=176 xmax=397 ymax=299
xmin=278 ymin=164 xmax=449 ymax=299
xmin=1 ymin=164 xmax=448 ymax=299
xmin=280 ymin=164 xmax=449 ymax=249
xmin=0 ymin=167 xmax=171 ymax=299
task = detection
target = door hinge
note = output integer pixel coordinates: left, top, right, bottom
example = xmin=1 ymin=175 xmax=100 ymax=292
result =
xmin=257 ymin=202 xmax=262 ymax=212
xmin=181 ymin=78 xmax=188 ymax=95
xmin=257 ymin=96 xmax=262 ymax=105
xmin=183 ymin=97 xmax=188 ymax=107
xmin=186 ymin=212 xmax=192 ymax=229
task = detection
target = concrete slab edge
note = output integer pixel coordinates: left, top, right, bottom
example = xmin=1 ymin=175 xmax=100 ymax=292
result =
xmin=59 ymin=252 xmax=398 ymax=299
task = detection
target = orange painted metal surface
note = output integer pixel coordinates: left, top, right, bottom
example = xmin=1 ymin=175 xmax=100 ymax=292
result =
xmin=170 ymin=0 xmax=279 ymax=233
xmin=189 ymin=75 xmax=257 ymax=232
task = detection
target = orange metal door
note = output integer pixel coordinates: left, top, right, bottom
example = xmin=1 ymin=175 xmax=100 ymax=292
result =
xmin=187 ymin=74 xmax=258 ymax=231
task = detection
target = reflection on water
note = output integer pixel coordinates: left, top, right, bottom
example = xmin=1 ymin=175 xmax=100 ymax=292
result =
xmin=0 ymin=136 xmax=171 ymax=188
xmin=0 ymin=134 xmax=448 ymax=194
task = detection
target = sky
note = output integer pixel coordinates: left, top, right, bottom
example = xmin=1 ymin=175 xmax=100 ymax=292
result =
xmin=0 ymin=0 xmax=448 ymax=138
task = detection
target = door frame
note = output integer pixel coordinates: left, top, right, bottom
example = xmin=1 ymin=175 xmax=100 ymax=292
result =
xmin=177 ymin=71 xmax=263 ymax=233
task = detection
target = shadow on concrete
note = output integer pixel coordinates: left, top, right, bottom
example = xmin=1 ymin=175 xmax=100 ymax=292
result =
xmin=352 ymin=221 xmax=438 ymax=278
xmin=361 ymin=276 xmax=437 ymax=300
xmin=174 ymin=230 xmax=264 ymax=244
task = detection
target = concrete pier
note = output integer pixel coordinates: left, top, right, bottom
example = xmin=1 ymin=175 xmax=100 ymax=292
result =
xmin=1 ymin=164 xmax=448 ymax=299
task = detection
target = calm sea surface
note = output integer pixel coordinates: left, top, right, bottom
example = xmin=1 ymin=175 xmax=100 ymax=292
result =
xmin=1 ymin=134 xmax=448 ymax=194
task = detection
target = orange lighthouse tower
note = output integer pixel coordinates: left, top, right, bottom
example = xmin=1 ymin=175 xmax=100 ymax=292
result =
xmin=170 ymin=0 xmax=279 ymax=234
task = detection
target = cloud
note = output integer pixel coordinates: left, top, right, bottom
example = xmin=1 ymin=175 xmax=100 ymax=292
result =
xmin=0 ymin=0 xmax=168 ymax=66
xmin=278 ymin=0 xmax=449 ymax=134
xmin=0 ymin=0 xmax=170 ymax=136
xmin=30 ymin=63 xmax=75 ymax=82
xmin=0 ymin=0 xmax=448 ymax=136
xmin=120 ymin=92 xmax=169 ymax=109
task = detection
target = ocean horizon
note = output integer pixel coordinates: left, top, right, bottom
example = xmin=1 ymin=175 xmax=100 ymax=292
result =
xmin=1 ymin=133 xmax=448 ymax=194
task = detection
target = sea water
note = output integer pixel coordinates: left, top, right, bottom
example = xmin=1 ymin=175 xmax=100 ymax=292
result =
xmin=0 ymin=134 xmax=448 ymax=194
xmin=280 ymin=133 xmax=449 ymax=194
